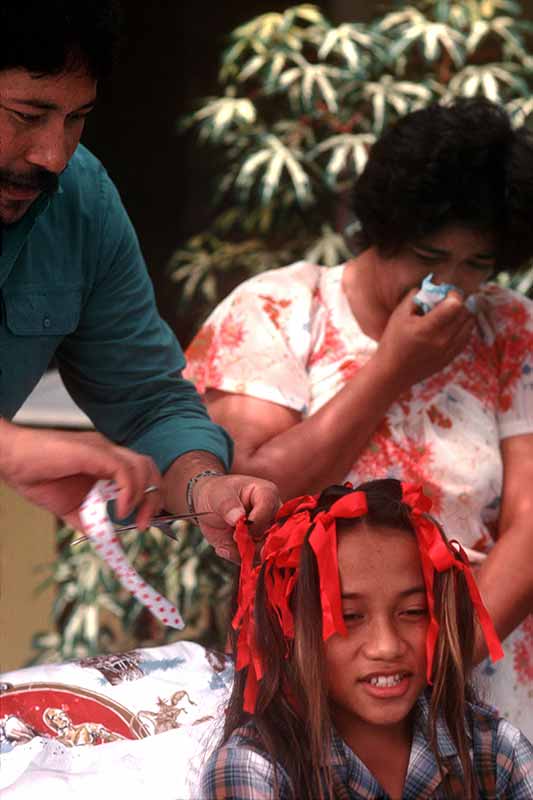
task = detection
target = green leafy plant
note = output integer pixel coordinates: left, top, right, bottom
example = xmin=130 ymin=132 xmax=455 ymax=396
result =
xmin=31 ymin=522 xmax=234 ymax=663
xmin=170 ymin=0 xmax=533 ymax=319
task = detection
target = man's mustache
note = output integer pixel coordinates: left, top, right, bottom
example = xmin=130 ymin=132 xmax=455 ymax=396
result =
xmin=0 ymin=167 xmax=59 ymax=194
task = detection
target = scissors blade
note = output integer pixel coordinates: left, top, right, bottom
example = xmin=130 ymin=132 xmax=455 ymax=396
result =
xmin=71 ymin=511 xmax=212 ymax=546
xmin=114 ymin=511 xmax=212 ymax=532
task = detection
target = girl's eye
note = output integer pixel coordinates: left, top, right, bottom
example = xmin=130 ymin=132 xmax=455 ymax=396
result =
xmin=343 ymin=612 xmax=363 ymax=622
xmin=401 ymin=608 xmax=427 ymax=619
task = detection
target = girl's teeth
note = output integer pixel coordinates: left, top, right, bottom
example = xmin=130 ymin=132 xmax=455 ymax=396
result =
xmin=369 ymin=674 xmax=403 ymax=687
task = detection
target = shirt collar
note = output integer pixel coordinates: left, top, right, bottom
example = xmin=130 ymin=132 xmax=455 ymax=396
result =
xmin=329 ymin=692 xmax=458 ymax=763
xmin=412 ymin=690 xmax=459 ymax=759
xmin=329 ymin=692 xmax=464 ymax=798
xmin=0 ymin=178 xmax=63 ymax=284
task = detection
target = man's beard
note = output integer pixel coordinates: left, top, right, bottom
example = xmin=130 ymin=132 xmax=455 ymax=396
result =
xmin=0 ymin=166 xmax=59 ymax=194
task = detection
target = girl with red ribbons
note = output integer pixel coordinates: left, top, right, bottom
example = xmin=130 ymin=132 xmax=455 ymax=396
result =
xmin=200 ymin=479 xmax=532 ymax=800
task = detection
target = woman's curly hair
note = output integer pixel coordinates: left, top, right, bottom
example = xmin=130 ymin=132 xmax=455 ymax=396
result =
xmin=353 ymin=99 xmax=533 ymax=272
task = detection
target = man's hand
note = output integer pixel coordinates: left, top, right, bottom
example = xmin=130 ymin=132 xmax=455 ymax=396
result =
xmin=162 ymin=453 xmax=280 ymax=562
xmin=376 ymin=289 xmax=476 ymax=392
xmin=191 ymin=473 xmax=280 ymax=561
xmin=0 ymin=419 xmax=162 ymax=530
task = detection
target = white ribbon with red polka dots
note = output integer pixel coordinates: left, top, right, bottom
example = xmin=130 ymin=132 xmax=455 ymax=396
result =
xmin=80 ymin=480 xmax=185 ymax=629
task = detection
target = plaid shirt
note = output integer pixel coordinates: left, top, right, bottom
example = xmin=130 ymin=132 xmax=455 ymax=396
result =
xmin=199 ymin=694 xmax=533 ymax=799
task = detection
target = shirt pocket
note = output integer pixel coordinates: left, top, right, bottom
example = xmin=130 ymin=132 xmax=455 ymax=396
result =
xmin=3 ymin=287 xmax=82 ymax=336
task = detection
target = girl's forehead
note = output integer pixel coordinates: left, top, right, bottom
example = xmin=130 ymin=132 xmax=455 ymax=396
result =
xmin=337 ymin=523 xmax=424 ymax=593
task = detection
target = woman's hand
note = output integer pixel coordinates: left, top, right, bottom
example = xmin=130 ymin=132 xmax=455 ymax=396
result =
xmin=0 ymin=419 xmax=162 ymax=530
xmin=376 ymin=289 xmax=476 ymax=392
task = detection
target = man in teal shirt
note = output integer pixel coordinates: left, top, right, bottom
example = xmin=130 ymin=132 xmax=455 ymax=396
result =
xmin=0 ymin=0 xmax=278 ymax=559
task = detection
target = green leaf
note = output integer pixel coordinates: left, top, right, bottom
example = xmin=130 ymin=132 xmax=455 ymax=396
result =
xmin=304 ymin=225 xmax=352 ymax=266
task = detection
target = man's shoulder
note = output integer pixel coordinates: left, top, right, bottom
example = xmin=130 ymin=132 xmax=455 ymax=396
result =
xmin=66 ymin=143 xmax=105 ymax=176
xmin=58 ymin=144 xmax=114 ymax=204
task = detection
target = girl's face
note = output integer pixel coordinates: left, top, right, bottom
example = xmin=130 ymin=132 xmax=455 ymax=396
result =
xmin=325 ymin=523 xmax=428 ymax=742
xmin=374 ymin=224 xmax=496 ymax=312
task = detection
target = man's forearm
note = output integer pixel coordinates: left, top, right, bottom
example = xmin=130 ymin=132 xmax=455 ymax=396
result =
xmin=162 ymin=450 xmax=226 ymax=515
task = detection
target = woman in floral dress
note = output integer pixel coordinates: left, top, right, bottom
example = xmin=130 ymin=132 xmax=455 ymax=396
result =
xmin=184 ymin=99 xmax=533 ymax=734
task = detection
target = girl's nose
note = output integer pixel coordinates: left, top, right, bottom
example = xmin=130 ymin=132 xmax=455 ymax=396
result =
xmin=363 ymin=616 xmax=406 ymax=661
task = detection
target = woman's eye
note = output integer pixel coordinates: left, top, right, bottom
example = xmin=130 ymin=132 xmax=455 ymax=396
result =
xmin=467 ymin=261 xmax=493 ymax=272
xmin=413 ymin=251 xmax=440 ymax=264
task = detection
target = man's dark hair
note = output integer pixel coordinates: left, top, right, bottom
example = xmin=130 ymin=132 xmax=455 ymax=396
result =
xmin=0 ymin=0 xmax=121 ymax=80
xmin=353 ymin=99 xmax=533 ymax=272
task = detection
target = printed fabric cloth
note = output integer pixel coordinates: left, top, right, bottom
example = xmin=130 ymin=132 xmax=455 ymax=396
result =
xmin=0 ymin=640 xmax=231 ymax=800
xmin=200 ymin=692 xmax=533 ymax=799
xmin=184 ymin=261 xmax=533 ymax=735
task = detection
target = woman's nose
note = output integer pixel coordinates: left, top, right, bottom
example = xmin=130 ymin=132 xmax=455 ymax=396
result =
xmin=432 ymin=265 xmax=461 ymax=287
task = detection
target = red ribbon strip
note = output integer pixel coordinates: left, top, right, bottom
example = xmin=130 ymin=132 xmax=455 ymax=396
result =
xmin=401 ymin=483 xmax=503 ymax=682
xmin=232 ymin=492 xmax=370 ymax=712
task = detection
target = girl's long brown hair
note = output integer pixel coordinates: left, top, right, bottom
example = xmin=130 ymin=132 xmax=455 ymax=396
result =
xmin=221 ymin=478 xmax=479 ymax=800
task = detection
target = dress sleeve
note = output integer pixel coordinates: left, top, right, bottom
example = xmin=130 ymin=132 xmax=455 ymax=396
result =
xmin=494 ymin=719 xmax=533 ymax=799
xmin=184 ymin=264 xmax=319 ymax=415
xmin=56 ymin=166 xmax=232 ymax=473
xmin=199 ymin=743 xmax=292 ymax=800
xmin=488 ymin=287 xmax=533 ymax=440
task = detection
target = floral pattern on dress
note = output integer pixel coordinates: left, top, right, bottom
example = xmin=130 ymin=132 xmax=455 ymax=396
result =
xmin=258 ymin=294 xmax=292 ymax=330
xmin=350 ymin=419 xmax=444 ymax=514
xmin=308 ymin=289 xmax=348 ymax=368
xmin=488 ymin=290 xmax=533 ymax=412
xmin=185 ymin=323 xmax=219 ymax=394
xmin=187 ymin=314 xmax=247 ymax=395
xmin=415 ymin=333 xmax=499 ymax=412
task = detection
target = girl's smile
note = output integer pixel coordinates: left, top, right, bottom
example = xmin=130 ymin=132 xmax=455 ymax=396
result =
xmin=360 ymin=671 xmax=413 ymax=698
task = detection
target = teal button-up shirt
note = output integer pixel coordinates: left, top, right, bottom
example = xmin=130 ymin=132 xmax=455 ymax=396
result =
xmin=0 ymin=144 xmax=232 ymax=473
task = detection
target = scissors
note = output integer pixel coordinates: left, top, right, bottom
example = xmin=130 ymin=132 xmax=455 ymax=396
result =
xmin=71 ymin=511 xmax=212 ymax=547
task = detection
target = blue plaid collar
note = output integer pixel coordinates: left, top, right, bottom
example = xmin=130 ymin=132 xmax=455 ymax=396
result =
xmin=329 ymin=691 xmax=463 ymax=799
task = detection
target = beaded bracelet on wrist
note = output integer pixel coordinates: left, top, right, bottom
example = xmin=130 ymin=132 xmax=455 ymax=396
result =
xmin=185 ymin=469 xmax=225 ymax=516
